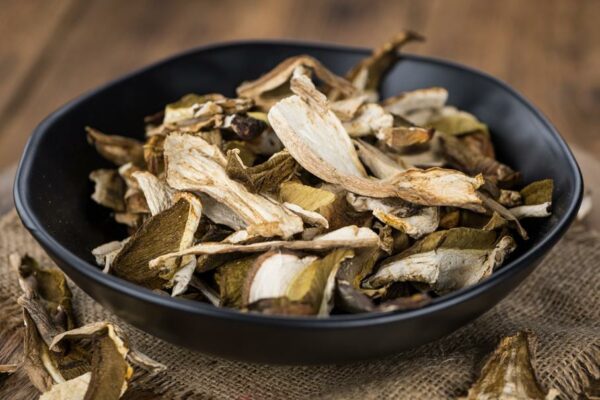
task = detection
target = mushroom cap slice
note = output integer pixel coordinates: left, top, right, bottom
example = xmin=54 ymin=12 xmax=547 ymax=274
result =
xmin=243 ymin=251 xmax=318 ymax=306
xmin=111 ymin=194 xmax=202 ymax=288
xmin=164 ymin=133 xmax=303 ymax=239
xmin=365 ymin=228 xmax=516 ymax=294
xmin=461 ymin=332 xmax=558 ymax=400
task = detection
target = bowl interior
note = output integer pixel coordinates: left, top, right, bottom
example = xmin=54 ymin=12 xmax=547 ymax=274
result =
xmin=16 ymin=42 xmax=581 ymax=306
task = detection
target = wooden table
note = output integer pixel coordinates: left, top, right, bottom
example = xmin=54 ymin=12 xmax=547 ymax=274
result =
xmin=2 ymin=0 xmax=599 ymax=224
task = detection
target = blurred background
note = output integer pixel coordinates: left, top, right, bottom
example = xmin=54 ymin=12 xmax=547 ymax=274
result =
xmin=1 ymin=0 xmax=599 ymax=222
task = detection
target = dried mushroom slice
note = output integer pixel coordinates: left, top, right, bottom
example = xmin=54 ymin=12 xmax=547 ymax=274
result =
xmin=143 ymin=134 xmax=165 ymax=175
xmin=118 ymin=165 xmax=150 ymax=216
xmin=194 ymin=194 xmax=244 ymax=232
xmin=89 ymin=169 xmax=125 ymax=211
xmin=335 ymin=279 xmax=375 ymax=313
xmin=236 ymin=55 xmax=356 ymax=109
xmin=278 ymin=182 xmax=336 ymax=212
xmin=461 ymin=332 xmax=558 ymax=400
xmin=337 ymin=246 xmax=380 ymax=290
xmin=170 ymin=256 xmax=197 ymax=297
xmin=439 ymin=132 xmax=519 ymax=186
xmin=354 ymin=139 xmax=406 ymax=178
xmin=331 ymin=95 xmax=369 ymax=120
xmin=287 ymin=249 xmax=355 ymax=316
xmin=269 ymin=72 xmax=368 ymax=179
xmin=224 ymin=113 xmax=268 ymax=140
xmin=346 ymin=193 xmax=439 ymax=239
xmin=223 ymin=140 xmax=257 ymax=166
xmin=111 ymin=194 xmax=202 ymax=289
xmin=382 ymin=87 xmax=448 ymax=125
xmin=509 ymin=179 xmax=553 ymax=219
xmin=268 ymin=73 xmax=485 ymax=210
xmin=163 ymin=93 xmax=252 ymax=125
xmin=45 ymin=322 xmax=165 ymax=400
xmin=12 ymin=254 xmax=75 ymax=350
xmin=164 ymin=133 xmax=303 ymax=238
xmin=498 ymin=189 xmax=522 ymax=207
xmin=342 ymin=103 xmax=393 ymax=137
xmin=92 ymin=238 xmax=129 ymax=273
xmin=283 ymin=202 xmax=329 ymax=228
xmin=365 ymin=228 xmax=516 ymax=294
xmin=132 ymin=171 xmax=175 ymax=216
xmin=226 ymin=149 xmax=298 ymax=194
xmin=150 ymin=225 xmax=379 ymax=266
xmin=478 ymin=193 xmax=528 ymax=239
xmin=345 ymin=30 xmax=424 ymax=96
xmin=377 ymin=126 xmax=434 ymax=150
xmin=86 ymin=127 xmax=145 ymax=166
xmin=215 ymin=256 xmax=258 ymax=308
xmin=243 ymin=251 xmax=317 ymax=306
xmin=428 ymin=107 xmax=488 ymax=136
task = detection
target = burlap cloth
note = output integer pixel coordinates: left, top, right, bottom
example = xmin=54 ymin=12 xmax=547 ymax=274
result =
xmin=0 ymin=209 xmax=598 ymax=399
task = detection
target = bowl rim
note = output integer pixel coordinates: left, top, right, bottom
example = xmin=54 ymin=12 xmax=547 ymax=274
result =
xmin=14 ymin=39 xmax=583 ymax=328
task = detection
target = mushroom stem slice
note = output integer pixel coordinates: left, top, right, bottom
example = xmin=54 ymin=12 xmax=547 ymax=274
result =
xmin=149 ymin=225 xmax=379 ymax=265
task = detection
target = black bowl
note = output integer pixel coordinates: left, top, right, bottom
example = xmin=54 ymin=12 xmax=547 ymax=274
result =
xmin=14 ymin=41 xmax=582 ymax=364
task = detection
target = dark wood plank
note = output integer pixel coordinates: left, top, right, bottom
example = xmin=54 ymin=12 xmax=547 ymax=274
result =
xmin=0 ymin=0 xmax=598 ymax=170
xmin=0 ymin=0 xmax=77 ymax=140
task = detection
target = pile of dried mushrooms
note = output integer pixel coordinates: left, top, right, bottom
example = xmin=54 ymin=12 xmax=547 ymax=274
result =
xmin=88 ymin=31 xmax=553 ymax=317
xmin=1 ymin=253 xmax=165 ymax=399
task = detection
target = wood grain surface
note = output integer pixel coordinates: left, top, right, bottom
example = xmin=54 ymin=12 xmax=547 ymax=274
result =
xmin=1 ymin=0 xmax=599 ymax=170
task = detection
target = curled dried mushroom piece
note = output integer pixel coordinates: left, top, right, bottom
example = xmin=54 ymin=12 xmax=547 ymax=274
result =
xmin=461 ymin=331 xmax=558 ymax=400
xmin=85 ymin=30 xmax=553 ymax=317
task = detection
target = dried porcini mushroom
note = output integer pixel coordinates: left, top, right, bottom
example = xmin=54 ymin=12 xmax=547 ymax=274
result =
xmin=86 ymin=127 xmax=145 ymax=166
xmin=345 ymin=30 xmax=424 ymax=97
xmin=111 ymin=194 xmax=202 ymax=288
xmin=365 ymin=228 xmax=516 ymax=294
xmin=12 ymin=254 xmax=75 ymax=349
xmin=236 ymin=55 xmax=356 ymax=109
xmin=164 ymin=133 xmax=303 ymax=238
xmin=11 ymin=254 xmax=164 ymax=398
xmin=226 ymin=149 xmax=298 ymax=193
xmin=85 ymin=31 xmax=553 ymax=317
xmin=439 ymin=132 xmax=520 ymax=186
xmin=41 ymin=322 xmax=165 ymax=400
xmin=509 ymin=179 xmax=553 ymax=219
xmin=243 ymin=251 xmax=318 ymax=306
xmin=226 ymin=113 xmax=268 ymax=140
xmin=89 ymin=169 xmax=125 ymax=211
xmin=268 ymin=71 xmax=486 ymax=210
xmin=461 ymin=331 xmax=558 ymax=400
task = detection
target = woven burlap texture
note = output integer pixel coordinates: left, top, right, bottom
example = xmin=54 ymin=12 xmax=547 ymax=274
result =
xmin=0 ymin=209 xmax=598 ymax=399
